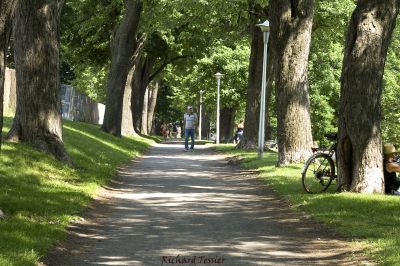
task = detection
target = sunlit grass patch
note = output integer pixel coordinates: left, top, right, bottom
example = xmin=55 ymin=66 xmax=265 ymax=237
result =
xmin=0 ymin=117 xmax=153 ymax=265
xmin=216 ymin=145 xmax=400 ymax=265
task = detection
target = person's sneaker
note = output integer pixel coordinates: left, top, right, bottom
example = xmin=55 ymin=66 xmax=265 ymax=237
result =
xmin=183 ymin=148 xmax=189 ymax=152
xmin=190 ymin=148 xmax=194 ymax=152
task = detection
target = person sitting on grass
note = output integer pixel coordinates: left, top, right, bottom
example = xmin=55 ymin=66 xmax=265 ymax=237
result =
xmin=383 ymin=143 xmax=400 ymax=195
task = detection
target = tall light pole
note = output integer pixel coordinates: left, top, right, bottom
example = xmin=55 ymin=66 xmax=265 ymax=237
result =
xmin=214 ymin=72 xmax=223 ymax=144
xmin=257 ymin=20 xmax=270 ymax=158
xmin=199 ymin=90 xmax=204 ymax=140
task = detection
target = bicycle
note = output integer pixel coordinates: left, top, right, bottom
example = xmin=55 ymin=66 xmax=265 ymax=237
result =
xmin=265 ymin=139 xmax=278 ymax=153
xmin=301 ymin=133 xmax=337 ymax=193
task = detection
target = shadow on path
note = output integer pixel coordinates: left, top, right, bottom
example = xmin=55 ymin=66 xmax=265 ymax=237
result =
xmin=43 ymin=144 xmax=370 ymax=266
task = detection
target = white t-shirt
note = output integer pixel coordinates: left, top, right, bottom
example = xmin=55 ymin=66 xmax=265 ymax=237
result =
xmin=184 ymin=113 xmax=197 ymax=129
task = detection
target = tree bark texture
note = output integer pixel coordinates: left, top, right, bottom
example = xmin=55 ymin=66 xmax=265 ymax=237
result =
xmin=337 ymin=0 xmax=399 ymax=193
xmin=7 ymin=0 xmax=71 ymax=163
xmin=146 ymin=80 xmax=159 ymax=134
xmin=264 ymin=43 xmax=275 ymax=141
xmin=219 ymin=107 xmax=235 ymax=143
xmin=121 ymin=66 xmax=136 ymax=136
xmin=121 ymin=38 xmax=145 ymax=136
xmin=131 ymin=55 xmax=155 ymax=133
xmin=0 ymin=0 xmax=16 ymax=151
xmin=203 ymin=114 xmax=210 ymax=140
xmin=239 ymin=1 xmax=267 ymax=149
xmin=141 ymin=85 xmax=149 ymax=134
xmin=101 ymin=0 xmax=142 ymax=137
xmin=270 ymin=0 xmax=314 ymax=165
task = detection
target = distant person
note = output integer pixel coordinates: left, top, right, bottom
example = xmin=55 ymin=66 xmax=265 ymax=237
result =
xmin=183 ymin=106 xmax=198 ymax=152
xmin=178 ymin=121 xmax=183 ymax=138
xmin=161 ymin=122 xmax=169 ymax=142
xmin=168 ymin=123 xmax=174 ymax=137
xmin=172 ymin=123 xmax=178 ymax=138
xmin=234 ymin=120 xmax=244 ymax=144
xmin=383 ymin=143 xmax=400 ymax=195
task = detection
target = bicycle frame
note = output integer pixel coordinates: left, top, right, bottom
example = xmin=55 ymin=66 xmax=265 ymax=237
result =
xmin=301 ymin=133 xmax=338 ymax=193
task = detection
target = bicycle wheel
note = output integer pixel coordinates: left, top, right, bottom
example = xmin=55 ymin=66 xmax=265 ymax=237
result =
xmin=302 ymin=153 xmax=335 ymax=193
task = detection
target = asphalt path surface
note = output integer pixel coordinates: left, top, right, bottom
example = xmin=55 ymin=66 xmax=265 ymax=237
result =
xmin=43 ymin=143 xmax=370 ymax=266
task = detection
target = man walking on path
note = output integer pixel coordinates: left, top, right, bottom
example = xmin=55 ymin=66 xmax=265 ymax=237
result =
xmin=183 ymin=105 xmax=198 ymax=152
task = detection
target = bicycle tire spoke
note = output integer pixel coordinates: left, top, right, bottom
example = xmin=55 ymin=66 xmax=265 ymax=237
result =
xmin=302 ymin=154 xmax=334 ymax=193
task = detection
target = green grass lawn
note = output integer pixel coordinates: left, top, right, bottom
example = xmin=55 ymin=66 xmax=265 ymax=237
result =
xmin=0 ymin=117 xmax=153 ymax=266
xmin=216 ymin=144 xmax=400 ymax=266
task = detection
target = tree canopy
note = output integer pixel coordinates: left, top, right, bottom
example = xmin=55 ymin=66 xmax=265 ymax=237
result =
xmin=58 ymin=0 xmax=400 ymax=145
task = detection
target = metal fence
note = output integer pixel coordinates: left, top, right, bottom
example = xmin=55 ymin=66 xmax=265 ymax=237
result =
xmin=60 ymin=84 xmax=105 ymax=125
xmin=3 ymin=68 xmax=105 ymax=125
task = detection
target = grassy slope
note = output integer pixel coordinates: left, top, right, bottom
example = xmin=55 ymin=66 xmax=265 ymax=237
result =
xmin=217 ymin=144 xmax=400 ymax=266
xmin=0 ymin=118 xmax=153 ymax=266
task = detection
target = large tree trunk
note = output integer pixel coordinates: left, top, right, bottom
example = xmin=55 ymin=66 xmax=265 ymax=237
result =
xmin=121 ymin=66 xmax=136 ymax=136
xmin=239 ymin=1 xmax=267 ymax=149
xmin=337 ymin=0 xmax=398 ymax=193
xmin=131 ymin=58 xmax=145 ymax=133
xmin=7 ymin=0 xmax=71 ymax=163
xmin=203 ymin=114 xmax=211 ymax=140
xmin=122 ymin=38 xmax=145 ymax=136
xmin=101 ymin=0 xmax=142 ymax=137
xmin=0 ymin=0 xmax=16 ymax=151
xmin=147 ymin=80 xmax=159 ymax=134
xmin=131 ymin=56 xmax=155 ymax=133
xmin=141 ymin=85 xmax=149 ymax=134
xmin=270 ymin=0 xmax=314 ymax=165
xmin=220 ymin=107 xmax=235 ymax=143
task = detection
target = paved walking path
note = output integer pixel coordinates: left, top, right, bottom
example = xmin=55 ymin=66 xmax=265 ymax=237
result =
xmin=43 ymin=143 xmax=369 ymax=266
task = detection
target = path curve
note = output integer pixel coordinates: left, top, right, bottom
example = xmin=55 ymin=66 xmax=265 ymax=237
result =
xmin=43 ymin=143 xmax=370 ymax=266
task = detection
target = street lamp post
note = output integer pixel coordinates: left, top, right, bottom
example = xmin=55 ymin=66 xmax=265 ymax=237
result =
xmin=257 ymin=20 xmax=270 ymax=158
xmin=214 ymin=72 xmax=223 ymax=144
xmin=199 ymin=90 xmax=204 ymax=140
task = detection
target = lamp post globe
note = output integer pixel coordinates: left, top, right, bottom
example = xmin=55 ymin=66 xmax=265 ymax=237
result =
xmin=256 ymin=20 xmax=270 ymax=32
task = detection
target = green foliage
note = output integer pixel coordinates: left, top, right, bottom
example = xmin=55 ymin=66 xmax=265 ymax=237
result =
xmin=59 ymin=0 xmax=400 ymax=147
xmin=308 ymin=0 xmax=355 ymax=143
xmin=61 ymin=0 xmax=249 ymax=108
xmin=61 ymin=0 xmax=121 ymax=66
xmin=161 ymin=43 xmax=250 ymax=123
xmin=217 ymin=145 xmax=400 ymax=264
xmin=61 ymin=0 xmax=121 ymax=101
xmin=142 ymin=0 xmax=248 ymax=55
xmin=382 ymin=17 xmax=400 ymax=147
xmin=309 ymin=0 xmax=400 ymax=148
xmin=144 ymin=0 xmax=251 ymax=127
xmin=0 ymin=117 xmax=152 ymax=265
xmin=154 ymin=82 xmax=183 ymax=125
xmin=69 ymin=64 xmax=109 ymax=103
